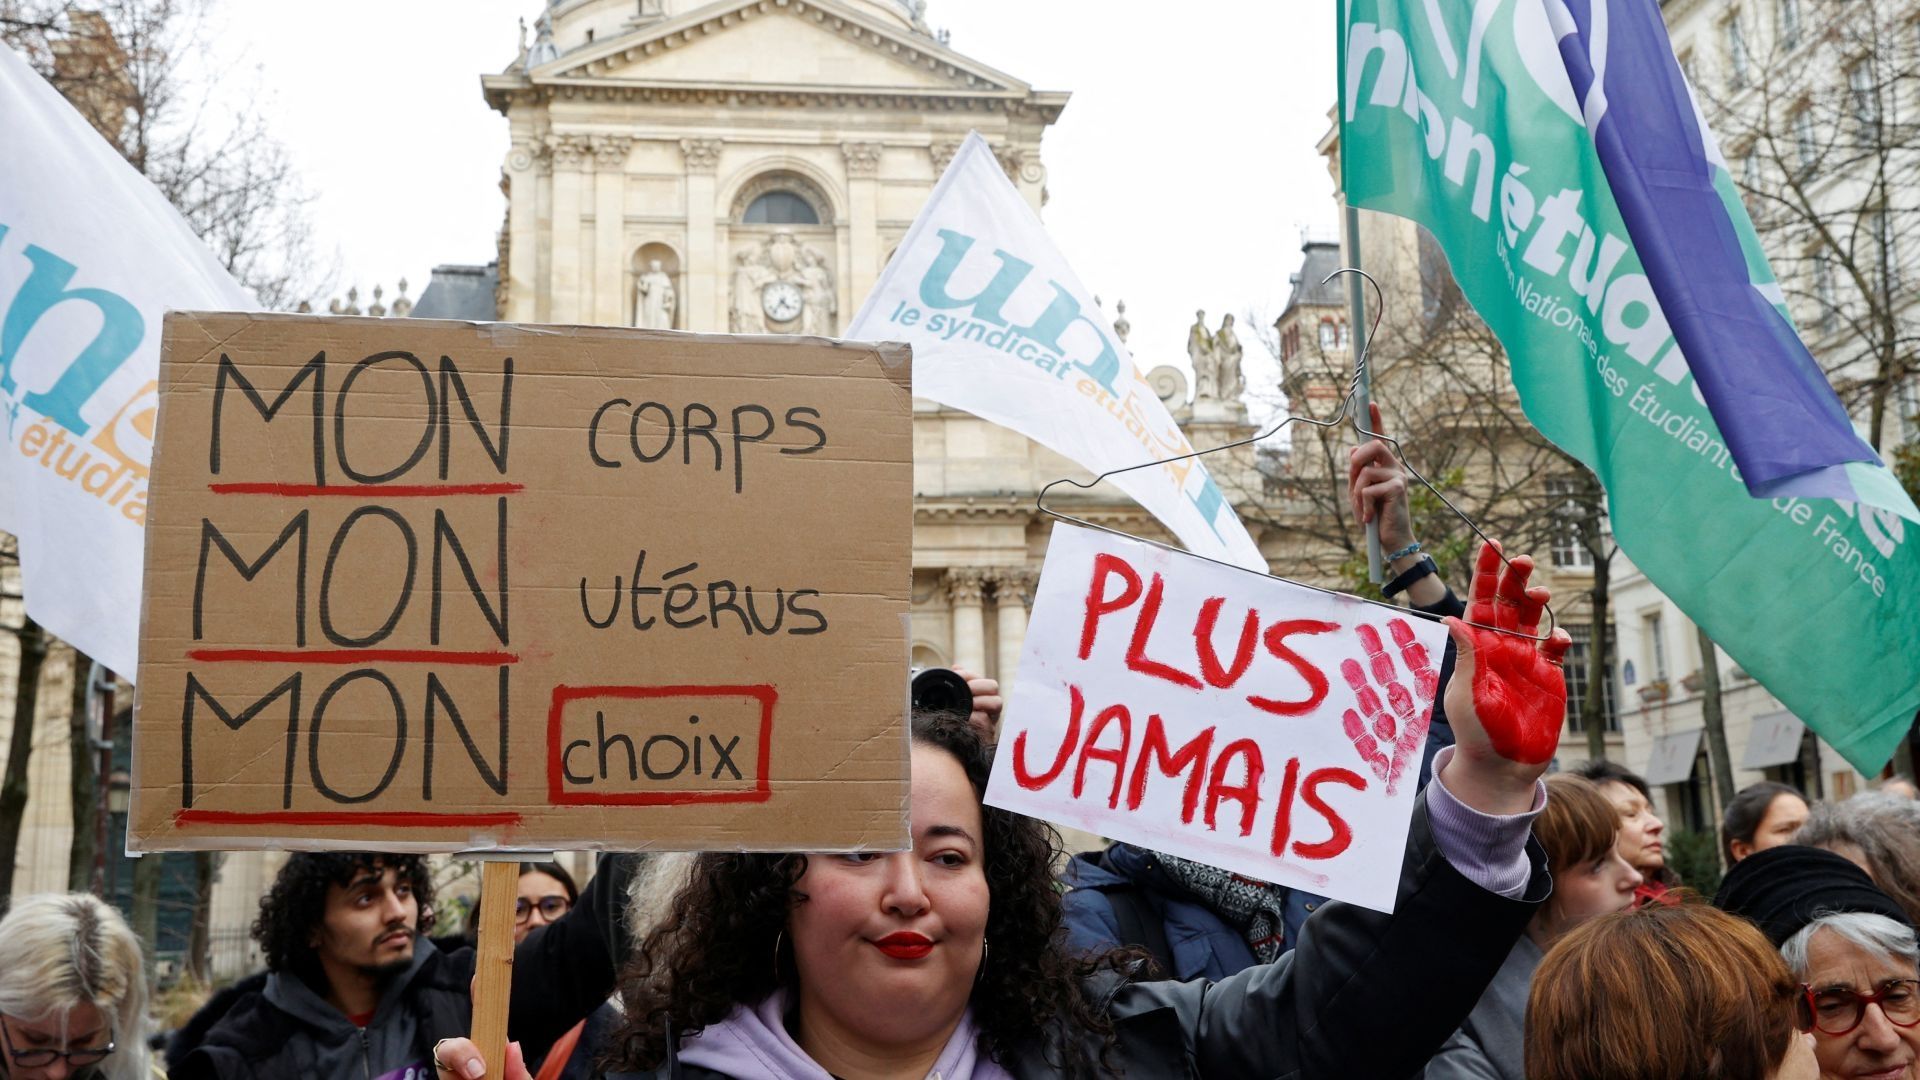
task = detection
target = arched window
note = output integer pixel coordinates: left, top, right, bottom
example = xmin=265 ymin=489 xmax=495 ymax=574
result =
xmin=743 ymin=191 xmax=820 ymax=225
xmin=1319 ymin=319 xmax=1339 ymax=351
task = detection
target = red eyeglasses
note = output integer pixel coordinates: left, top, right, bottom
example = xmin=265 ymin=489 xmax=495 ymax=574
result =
xmin=1796 ymin=979 xmax=1920 ymax=1036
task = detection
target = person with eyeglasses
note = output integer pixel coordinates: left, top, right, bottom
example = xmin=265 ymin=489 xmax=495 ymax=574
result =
xmin=513 ymin=863 xmax=575 ymax=944
xmin=1719 ymin=844 xmax=1920 ymax=1080
xmin=172 ymin=852 xmax=638 ymax=1080
xmin=460 ymin=862 xmax=578 ymax=948
xmin=0 ymin=893 xmax=148 ymax=1080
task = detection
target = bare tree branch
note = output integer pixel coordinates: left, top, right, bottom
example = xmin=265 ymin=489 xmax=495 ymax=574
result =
xmin=1 ymin=0 xmax=326 ymax=307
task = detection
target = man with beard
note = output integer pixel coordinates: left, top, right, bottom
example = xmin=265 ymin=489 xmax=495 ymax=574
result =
xmin=174 ymin=852 xmax=634 ymax=1080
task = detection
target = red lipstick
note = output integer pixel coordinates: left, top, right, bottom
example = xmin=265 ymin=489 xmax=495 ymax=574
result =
xmin=873 ymin=932 xmax=934 ymax=960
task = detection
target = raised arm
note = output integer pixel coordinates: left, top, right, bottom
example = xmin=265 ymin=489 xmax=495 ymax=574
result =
xmin=506 ymin=853 xmax=641 ymax=1055
xmin=1111 ymin=543 xmax=1570 ymax=1077
xmin=1349 ymin=402 xmax=1452 ymax=609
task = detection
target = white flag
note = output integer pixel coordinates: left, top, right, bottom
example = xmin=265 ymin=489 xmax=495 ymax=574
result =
xmin=0 ymin=42 xmax=256 ymax=677
xmin=846 ymin=131 xmax=1265 ymax=572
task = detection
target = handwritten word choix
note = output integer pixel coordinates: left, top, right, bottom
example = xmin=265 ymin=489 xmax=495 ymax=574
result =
xmin=985 ymin=523 xmax=1450 ymax=914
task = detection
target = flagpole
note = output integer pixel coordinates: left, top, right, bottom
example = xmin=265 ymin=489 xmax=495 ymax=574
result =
xmin=1345 ymin=203 xmax=1385 ymax=585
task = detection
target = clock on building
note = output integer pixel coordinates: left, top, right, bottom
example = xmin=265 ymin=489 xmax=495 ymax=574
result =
xmin=762 ymin=281 xmax=803 ymax=324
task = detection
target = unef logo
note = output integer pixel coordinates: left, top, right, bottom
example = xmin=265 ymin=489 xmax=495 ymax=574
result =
xmin=912 ymin=227 xmax=1234 ymax=541
xmin=0 ymin=223 xmax=154 ymax=524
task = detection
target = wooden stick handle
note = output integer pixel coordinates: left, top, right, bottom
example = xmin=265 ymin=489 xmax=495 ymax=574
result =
xmin=471 ymin=860 xmax=519 ymax=1080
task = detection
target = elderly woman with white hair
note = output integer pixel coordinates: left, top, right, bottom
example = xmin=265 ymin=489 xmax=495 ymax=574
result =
xmin=1719 ymin=845 xmax=1920 ymax=1080
xmin=0 ymin=893 xmax=149 ymax=1080
xmin=1799 ymin=793 xmax=1920 ymax=930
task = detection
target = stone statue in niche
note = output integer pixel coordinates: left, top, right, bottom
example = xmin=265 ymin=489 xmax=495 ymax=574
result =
xmin=1187 ymin=309 xmax=1218 ymax=400
xmin=1188 ymin=310 xmax=1247 ymax=415
xmin=730 ymin=250 xmax=770 ymax=333
xmin=633 ymin=259 xmax=677 ymax=330
xmin=729 ymin=228 xmax=834 ymax=334
xmin=1213 ymin=313 xmax=1244 ymax=403
xmin=799 ymin=248 xmax=836 ymax=336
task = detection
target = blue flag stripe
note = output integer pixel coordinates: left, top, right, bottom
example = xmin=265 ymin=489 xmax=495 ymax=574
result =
xmin=1554 ymin=0 xmax=1882 ymax=492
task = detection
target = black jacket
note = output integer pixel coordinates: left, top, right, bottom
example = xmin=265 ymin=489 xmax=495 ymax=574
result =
xmin=175 ymin=854 xmax=637 ymax=1080
xmin=626 ymin=794 xmax=1548 ymax=1079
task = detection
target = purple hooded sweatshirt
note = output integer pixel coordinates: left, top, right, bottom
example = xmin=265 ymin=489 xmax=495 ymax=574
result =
xmin=676 ymin=988 xmax=1012 ymax=1080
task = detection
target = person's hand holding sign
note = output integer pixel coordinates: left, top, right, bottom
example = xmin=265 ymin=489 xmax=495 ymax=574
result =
xmin=1436 ymin=541 xmax=1572 ymax=815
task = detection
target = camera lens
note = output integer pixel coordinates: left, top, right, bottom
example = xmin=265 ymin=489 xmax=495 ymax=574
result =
xmin=910 ymin=667 xmax=973 ymax=715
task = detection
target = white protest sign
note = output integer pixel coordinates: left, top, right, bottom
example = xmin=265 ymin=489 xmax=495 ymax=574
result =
xmin=0 ymin=42 xmax=256 ymax=677
xmin=845 ymin=131 xmax=1266 ymax=572
xmin=985 ymin=523 xmax=1448 ymax=914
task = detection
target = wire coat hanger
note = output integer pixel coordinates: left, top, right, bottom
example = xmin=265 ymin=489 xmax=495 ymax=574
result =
xmin=1035 ymin=268 xmax=1558 ymax=643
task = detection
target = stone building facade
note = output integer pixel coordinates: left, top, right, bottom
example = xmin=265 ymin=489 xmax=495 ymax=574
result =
xmin=475 ymin=0 xmax=1275 ymax=686
xmin=480 ymin=0 xmax=1060 ymax=334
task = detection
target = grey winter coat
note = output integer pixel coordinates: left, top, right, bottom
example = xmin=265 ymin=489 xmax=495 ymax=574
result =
xmin=1422 ymin=935 xmax=1543 ymax=1080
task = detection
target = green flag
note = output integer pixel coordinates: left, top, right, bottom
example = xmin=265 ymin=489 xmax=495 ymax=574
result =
xmin=1338 ymin=0 xmax=1919 ymax=773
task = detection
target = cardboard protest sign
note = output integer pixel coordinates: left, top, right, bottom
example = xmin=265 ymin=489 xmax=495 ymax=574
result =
xmin=985 ymin=523 xmax=1448 ymax=914
xmin=130 ymin=312 xmax=912 ymax=853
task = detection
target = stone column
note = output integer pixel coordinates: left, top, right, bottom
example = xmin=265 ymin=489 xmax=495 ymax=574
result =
xmin=592 ymin=136 xmax=632 ymax=326
xmin=946 ymin=568 xmax=988 ymax=674
xmin=504 ymin=139 xmax=543 ymax=322
xmin=548 ymin=134 xmax=589 ymax=323
xmin=842 ymin=142 xmax=882 ymax=329
xmin=992 ymin=569 xmax=1036 ymax=687
xmin=681 ymin=138 xmax=723 ymax=331
xmin=532 ymin=141 xmax=554 ymax=320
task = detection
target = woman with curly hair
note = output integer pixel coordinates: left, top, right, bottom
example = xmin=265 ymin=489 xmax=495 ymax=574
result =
xmin=435 ymin=543 xmax=1570 ymax=1079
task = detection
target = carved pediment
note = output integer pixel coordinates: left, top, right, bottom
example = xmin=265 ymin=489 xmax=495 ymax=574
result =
xmin=534 ymin=0 xmax=1027 ymax=95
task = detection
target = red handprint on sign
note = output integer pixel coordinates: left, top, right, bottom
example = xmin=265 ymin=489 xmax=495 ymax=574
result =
xmin=1443 ymin=542 xmax=1573 ymax=767
xmin=1339 ymin=619 xmax=1439 ymax=795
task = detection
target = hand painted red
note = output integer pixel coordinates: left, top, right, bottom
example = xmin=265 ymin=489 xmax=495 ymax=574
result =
xmin=1443 ymin=542 xmax=1573 ymax=767
xmin=1338 ymin=618 xmax=1437 ymax=794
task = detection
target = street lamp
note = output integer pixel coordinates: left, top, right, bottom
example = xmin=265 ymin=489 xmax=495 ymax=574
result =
xmin=105 ymin=770 xmax=130 ymax=899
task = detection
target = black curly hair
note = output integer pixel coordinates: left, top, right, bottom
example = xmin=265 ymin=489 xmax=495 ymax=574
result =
xmin=251 ymin=852 xmax=436 ymax=981
xmin=605 ymin=709 xmax=1131 ymax=1076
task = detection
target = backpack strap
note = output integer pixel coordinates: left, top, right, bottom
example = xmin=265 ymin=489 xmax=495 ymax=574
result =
xmin=532 ymin=1019 xmax=585 ymax=1080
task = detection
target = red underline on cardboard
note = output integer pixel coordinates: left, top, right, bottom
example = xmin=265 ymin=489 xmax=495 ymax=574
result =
xmin=174 ymin=809 xmax=523 ymax=828
xmin=208 ymin=482 xmax=524 ymax=497
xmin=188 ymin=648 xmax=519 ymax=666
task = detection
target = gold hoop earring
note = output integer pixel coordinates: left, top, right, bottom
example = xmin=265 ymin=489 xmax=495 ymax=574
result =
xmin=773 ymin=930 xmax=785 ymax=979
xmin=976 ymin=940 xmax=990 ymax=984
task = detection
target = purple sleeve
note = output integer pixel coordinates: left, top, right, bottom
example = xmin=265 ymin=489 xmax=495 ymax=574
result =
xmin=1423 ymin=746 xmax=1545 ymax=899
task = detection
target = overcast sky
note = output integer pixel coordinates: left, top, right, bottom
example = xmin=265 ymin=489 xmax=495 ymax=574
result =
xmin=207 ymin=0 xmax=1340 ymax=399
